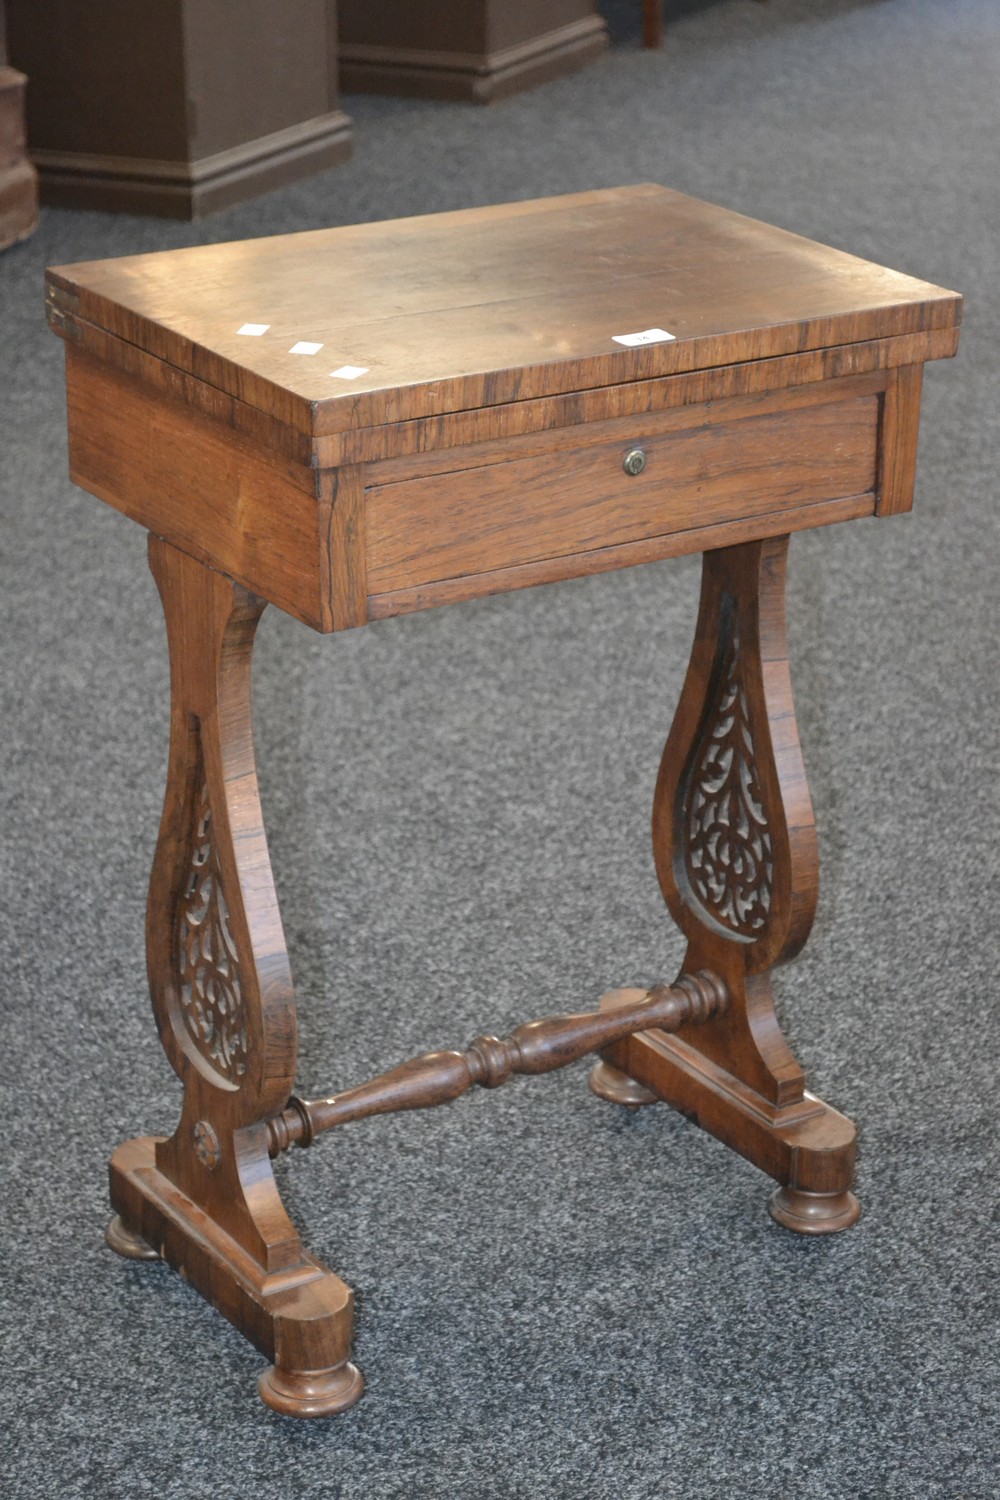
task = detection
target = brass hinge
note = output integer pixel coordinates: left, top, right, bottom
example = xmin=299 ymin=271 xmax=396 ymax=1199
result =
xmin=45 ymin=283 xmax=82 ymax=341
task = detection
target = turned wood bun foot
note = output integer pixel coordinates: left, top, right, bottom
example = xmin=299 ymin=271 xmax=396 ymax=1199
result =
xmin=768 ymin=1186 xmax=861 ymax=1235
xmin=105 ymin=1213 xmax=161 ymax=1260
xmin=258 ymin=1361 xmax=364 ymax=1418
xmin=588 ymin=1059 xmax=659 ymax=1108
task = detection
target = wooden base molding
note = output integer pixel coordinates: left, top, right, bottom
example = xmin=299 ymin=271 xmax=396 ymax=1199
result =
xmin=0 ymin=152 xmax=36 ymax=243
xmin=32 ymin=112 xmax=352 ymax=220
xmin=339 ymin=16 xmax=608 ymax=103
xmin=598 ymin=994 xmax=859 ymax=1229
xmin=0 ymin=64 xmax=37 ymax=247
xmin=110 ymin=1136 xmax=362 ymax=1416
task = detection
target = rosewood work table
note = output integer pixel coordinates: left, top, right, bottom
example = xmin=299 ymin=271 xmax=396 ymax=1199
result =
xmin=46 ymin=186 xmax=961 ymax=1417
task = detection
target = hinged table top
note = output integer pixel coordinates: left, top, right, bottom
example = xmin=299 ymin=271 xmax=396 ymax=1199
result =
xmin=46 ymin=184 xmax=961 ymax=440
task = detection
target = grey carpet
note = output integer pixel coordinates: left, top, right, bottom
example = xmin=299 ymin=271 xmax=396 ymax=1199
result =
xmin=2 ymin=1 xmax=998 ymax=1495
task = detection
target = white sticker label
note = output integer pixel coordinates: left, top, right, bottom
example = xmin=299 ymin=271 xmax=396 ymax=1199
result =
xmin=237 ymin=323 xmax=269 ymax=337
xmin=289 ymin=340 xmax=324 ymax=356
xmin=612 ymin=328 xmax=676 ymax=348
xmin=329 ymin=365 xmax=369 ymax=381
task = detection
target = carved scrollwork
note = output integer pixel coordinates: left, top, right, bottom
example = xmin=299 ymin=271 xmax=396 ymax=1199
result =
xmin=684 ymin=617 xmax=774 ymax=937
xmin=175 ymin=778 xmax=248 ymax=1084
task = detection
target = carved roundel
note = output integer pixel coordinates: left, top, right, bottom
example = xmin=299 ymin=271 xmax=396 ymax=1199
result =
xmin=683 ymin=620 xmax=774 ymax=938
xmin=193 ymin=1119 xmax=222 ymax=1171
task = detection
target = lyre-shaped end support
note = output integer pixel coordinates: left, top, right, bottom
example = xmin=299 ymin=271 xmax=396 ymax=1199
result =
xmin=108 ymin=537 xmax=359 ymax=1418
xmin=595 ymin=537 xmax=860 ymax=1232
xmin=656 ymin=535 xmax=818 ymax=982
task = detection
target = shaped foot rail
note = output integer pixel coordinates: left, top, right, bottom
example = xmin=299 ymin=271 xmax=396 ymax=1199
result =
xmin=268 ymin=971 xmax=728 ymax=1155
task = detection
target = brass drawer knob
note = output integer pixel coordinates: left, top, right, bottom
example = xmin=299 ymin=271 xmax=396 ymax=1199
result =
xmin=623 ymin=447 xmax=647 ymax=476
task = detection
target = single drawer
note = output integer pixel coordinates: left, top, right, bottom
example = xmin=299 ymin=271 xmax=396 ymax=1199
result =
xmin=365 ymin=393 xmax=879 ymax=596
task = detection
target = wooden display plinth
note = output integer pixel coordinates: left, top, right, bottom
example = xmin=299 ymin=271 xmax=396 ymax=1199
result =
xmin=5 ymin=0 xmax=352 ymax=219
xmin=0 ymin=63 xmax=36 ymax=247
xmin=1 ymin=0 xmax=37 ymax=248
xmin=338 ymin=0 xmax=608 ymax=103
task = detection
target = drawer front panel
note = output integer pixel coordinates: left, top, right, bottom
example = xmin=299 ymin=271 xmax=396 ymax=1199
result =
xmin=365 ymin=395 xmax=879 ymax=594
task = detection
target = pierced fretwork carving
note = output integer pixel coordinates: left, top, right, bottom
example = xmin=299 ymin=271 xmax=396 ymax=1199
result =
xmin=684 ymin=618 xmax=773 ymax=936
xmin=175 ymin=778 xmax=248 ymax=1084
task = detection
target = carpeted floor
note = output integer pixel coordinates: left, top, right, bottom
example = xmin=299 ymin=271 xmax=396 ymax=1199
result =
xmin=2 ymin=1 xmax=998 ymax=1495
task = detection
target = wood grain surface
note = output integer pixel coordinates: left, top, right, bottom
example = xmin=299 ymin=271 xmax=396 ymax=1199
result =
xmin=64 ymin=344 xmax=332 ymax=630
xmin=48 ymin=183 xmax=962 ymax=637
xmin=365 ymin=392 xmax=879 ymax=594
xmin=47 ymin=185 xmax=962 ymax=437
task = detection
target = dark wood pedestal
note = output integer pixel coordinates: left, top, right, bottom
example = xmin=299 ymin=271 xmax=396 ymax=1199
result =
xmin=338 ymin=0 xmax=608 ymax=103
xmin=0 ymin=1 xmax=37 ymax=247
xmin=5 ymin=0 xmax=352 ymax=219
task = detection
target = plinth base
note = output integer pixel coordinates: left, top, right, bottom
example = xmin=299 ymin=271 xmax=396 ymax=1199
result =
xmin=599 ymin=991 xmax=861 ymax=1234
xmin=33 ymin=113 xmax=353 ymax=220
xmin=339 ymin=18 xmax=608 ymax=104
xmin=108 ymin=1135 xmax=359 ymax=1415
